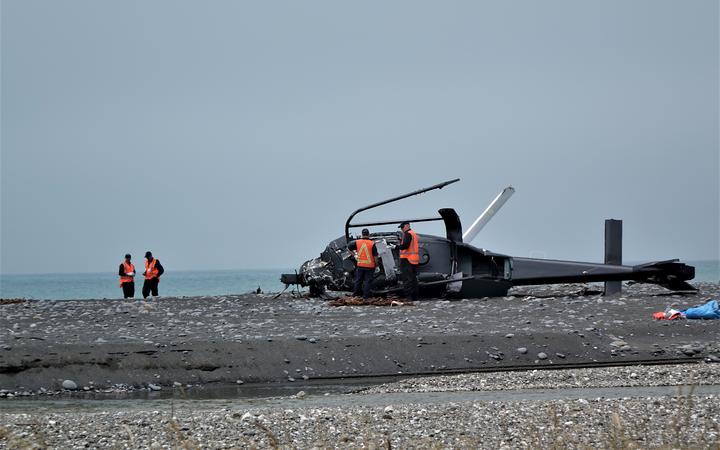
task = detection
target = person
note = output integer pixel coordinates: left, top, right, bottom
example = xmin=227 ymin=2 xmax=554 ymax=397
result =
xmin=348 ymin=228 xmax=378 ymax=299
xmin=142 ymin=251 xmax=164 ymax=299
xmin=118 ymin=254 xmax=136 ymax=299
xmin=397 ymin=221 xmax=419 ymax=301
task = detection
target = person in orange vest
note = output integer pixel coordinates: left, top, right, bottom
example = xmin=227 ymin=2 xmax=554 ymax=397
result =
xmin=142 ymin=251 xmax=165 ymax=299
xmin=118 ymin=253 xmax=136 ymax=299
xmin=348 ymin=228 xmax=378 ymax=299
xmin=397 ymin=221 xmax=419 ymax=301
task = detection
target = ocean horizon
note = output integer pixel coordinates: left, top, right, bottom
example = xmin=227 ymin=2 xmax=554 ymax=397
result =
xmin=1 ymin=261 xmax=718 ymax=300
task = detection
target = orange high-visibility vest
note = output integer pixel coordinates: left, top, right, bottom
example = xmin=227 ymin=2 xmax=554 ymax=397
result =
xmin=399 ymin=229 xmax=419 ymax=265
xmin=145 ymin=258 xmax=159 ymax=280
xmin=355 ymin=239 xmax=376 ymax=269
xmin=120 ymin=262 xmax=135 ymax=286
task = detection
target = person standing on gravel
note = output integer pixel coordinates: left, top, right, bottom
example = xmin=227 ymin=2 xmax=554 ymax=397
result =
xmin=397 ymin=221 xmax=419 ymax=301
xmin=142 ymin=251 xmax=164 ymax=299
xmin=348 ymin=228 xmax=378 ymax=299
xmin=118 ymin=254 xmax=136 ymax=299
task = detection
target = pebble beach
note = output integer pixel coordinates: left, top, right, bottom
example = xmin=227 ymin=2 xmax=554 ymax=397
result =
xmin=1 ymin=282 xmax=719 ymax=448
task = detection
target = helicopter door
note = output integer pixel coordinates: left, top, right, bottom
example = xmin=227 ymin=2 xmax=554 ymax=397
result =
xmin=374 ymin=240 xmax=397 ymax=281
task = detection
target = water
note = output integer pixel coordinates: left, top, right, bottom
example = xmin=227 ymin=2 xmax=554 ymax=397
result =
xmin=0 ymin=269 xmax=291 ymax=300
xmin=1 ymin=261 xmax=717 ymax=301
xmin=2 ymin=383 xmax=719 ymax=413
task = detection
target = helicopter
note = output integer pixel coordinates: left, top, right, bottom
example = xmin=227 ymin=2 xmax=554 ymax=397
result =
xmin=280 ymin=179 xmax=695 ymax=298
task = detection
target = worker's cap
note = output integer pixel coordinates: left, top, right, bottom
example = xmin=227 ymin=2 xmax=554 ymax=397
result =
xmin=361 ymin=228 xmax=370 ymax=236
xmin=124 ymin=253 xmax=131 ymax=259
xmin=145 ymin=251 xmax=153 ymax=258
xmin=398 ymin=221 xmax=410 ymax=229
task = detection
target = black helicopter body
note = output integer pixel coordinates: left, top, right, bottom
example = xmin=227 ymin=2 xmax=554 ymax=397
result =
xmin=281 ymin=179 xmax=695 ymax=298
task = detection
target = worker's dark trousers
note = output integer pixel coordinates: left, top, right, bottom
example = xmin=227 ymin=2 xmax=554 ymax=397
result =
xmin=142 ymin=278 xmax=159 ymax=298
xmin=121 ymin=282 xmax=135 ymax=299
xmin=353 ymin=267 xmax=374 ymax=299
xmin=399 ymin=259 xmax=419 ymax=301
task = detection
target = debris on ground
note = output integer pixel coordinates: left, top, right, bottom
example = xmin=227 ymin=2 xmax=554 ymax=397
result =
xmin=328 ymin=296 xmax=414 ymax=307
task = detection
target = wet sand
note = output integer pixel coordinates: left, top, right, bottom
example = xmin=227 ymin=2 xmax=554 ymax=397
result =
xmin=1 ymin=282 xmax=718 ymax=395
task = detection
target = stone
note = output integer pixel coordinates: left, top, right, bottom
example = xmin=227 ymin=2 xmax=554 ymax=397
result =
xmin=517 ymin=347 xmax=528 ymax=354
xmin=537 ymin=352 xmax=548 ymax=360
xmin=62 ymin=380 xmax=78 ymax=390
xmin=148 ymin=383 xmax=162 ymax=391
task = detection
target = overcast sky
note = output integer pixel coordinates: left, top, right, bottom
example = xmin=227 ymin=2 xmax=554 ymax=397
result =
xmin=1 ymin=0 xmax=718 ymax=275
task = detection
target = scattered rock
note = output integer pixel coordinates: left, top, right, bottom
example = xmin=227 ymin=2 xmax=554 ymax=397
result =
xmin=61 ymin=380 xmax=77 ymax=390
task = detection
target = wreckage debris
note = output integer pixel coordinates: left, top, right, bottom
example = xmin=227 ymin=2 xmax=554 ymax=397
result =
xmin=281 ymin=179 xmax=696 ymax=300
xmin=328 ymin=296 xmax=414 ymax=307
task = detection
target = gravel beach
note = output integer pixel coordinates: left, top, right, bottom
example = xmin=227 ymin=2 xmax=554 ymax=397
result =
xmin=2 ymin=282 xmax=718 ymax=394
xmin=1 ymin=282 xmax=719 ymax=448
xmin=1 ymin=363 xmax=718 ymax=448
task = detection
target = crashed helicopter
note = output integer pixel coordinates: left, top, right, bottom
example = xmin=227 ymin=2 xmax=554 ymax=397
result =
xmin=280 ymin=179 xmax=695 ymax=298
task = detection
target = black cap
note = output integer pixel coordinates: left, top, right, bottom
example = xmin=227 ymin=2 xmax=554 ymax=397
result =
xmin=145 ymin=251 xmax=153 ymax=258
xmin=124 ymin=254 xmax=131 ymax=259
xmin=398 ymin=221 xmax=410 ymax=229
xmin=361 ymin=228 xmax=370 ymax=236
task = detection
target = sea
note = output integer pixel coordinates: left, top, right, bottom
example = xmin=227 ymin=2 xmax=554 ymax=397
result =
xmin=1 ymin=261 xmax=718 ymax=301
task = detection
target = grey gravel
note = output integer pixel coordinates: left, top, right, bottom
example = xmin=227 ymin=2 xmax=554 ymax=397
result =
xmin=1 ymin=363 xmax=718 ymax=449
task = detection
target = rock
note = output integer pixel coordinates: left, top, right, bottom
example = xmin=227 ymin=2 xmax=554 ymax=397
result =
xmin=537 ymin=352 xmax=548 ymax=360
xmin=505 ymin=333 xmax=514 ymax=338
xmin=295 ymin=390 xmax=306 ymax=399
xmin=236 ymin=379 xmax=244 ymax=385
xmin=555 ymin=353 xmax=566 ymax=359
xmin=173 ymin=382 xmax=182 ymax=387
xmin=679 ymin=344 xmax=704 ymax=356
xmin=517 ymin=347 xmax=528 ymax=354
xmin=148 ymin=383 xmax=161 ymax=391
xmin=62 ymin=380 xmax=78 ymax=390
xmin=295 ymin=336 xmax=308 ymax=341
xmin=241 ymin=412 xmax=253 ymax=421
xmin=610 ymin=340 xmax=628 ymax=348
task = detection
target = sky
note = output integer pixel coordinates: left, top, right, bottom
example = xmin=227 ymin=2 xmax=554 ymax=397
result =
xmin=1 ymin=0 xmax=718 ymax=275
